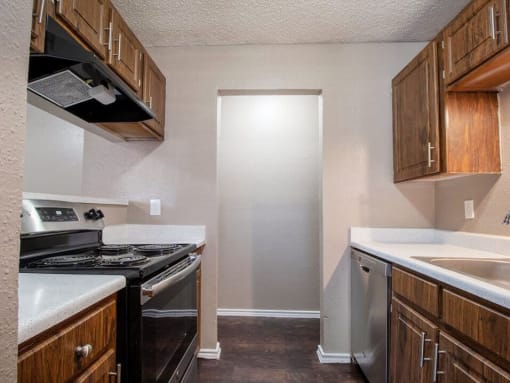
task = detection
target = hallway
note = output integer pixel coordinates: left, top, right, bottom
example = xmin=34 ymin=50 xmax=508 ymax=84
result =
xmin=197 ymin=317 xmax=366 ymax=383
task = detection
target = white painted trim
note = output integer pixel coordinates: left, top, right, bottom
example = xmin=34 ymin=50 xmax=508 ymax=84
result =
xmin=217 ymin=308 xmax=320 ymax=319
xmin=316 ymin=345 xmax=351 ymax=364
xmin=198 ymin=342 xmax=222 ymax=360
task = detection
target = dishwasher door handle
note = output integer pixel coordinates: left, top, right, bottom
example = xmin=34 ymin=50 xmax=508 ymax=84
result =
xmin=360 ymin=265 xmax=371 ymax=273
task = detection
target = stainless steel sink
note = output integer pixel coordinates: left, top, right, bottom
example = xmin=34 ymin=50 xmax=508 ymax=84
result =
xmin=411 ymin=257 xmax=510 ymax=289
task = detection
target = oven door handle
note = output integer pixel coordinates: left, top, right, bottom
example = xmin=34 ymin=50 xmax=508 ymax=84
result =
xmin=141 ymin=255 xmax=201 ymax=303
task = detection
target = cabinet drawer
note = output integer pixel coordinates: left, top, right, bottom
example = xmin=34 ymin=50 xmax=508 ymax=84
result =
xmin=442 ymin=289 xmax=510 ymax=361
xmin=392 ymin=267 xmax=439 ymax=317
xmin=18 ymin=297 xmax=116 ymax=383
xmin=75 ymin=348 xmax=116 ymax=383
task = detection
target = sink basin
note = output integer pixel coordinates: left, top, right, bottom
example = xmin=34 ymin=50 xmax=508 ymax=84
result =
xmin=411 ymin=257 xmax=510 ymax=290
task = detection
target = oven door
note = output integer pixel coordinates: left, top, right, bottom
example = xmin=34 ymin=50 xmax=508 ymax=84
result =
xmin=140 ymin=254 xmax=200 ymax=383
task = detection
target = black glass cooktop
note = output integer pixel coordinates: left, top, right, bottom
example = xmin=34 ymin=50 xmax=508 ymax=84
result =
xmin=20 ymin=243 xmax=196 ymax=281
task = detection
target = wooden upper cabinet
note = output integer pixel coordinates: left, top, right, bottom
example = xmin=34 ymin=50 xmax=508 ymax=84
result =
xmin=392 ymin=34 xmax=501 ymax=182
xmin=390 ymin=297 xmax=439 ymax=383
xmin=444 ymin=0 xmax=509 ymax=86
xmin=31 ymin=0 xmax=48 ymax=52
xmin=392 ymin=41 xmax=440 ymax=182
xmin=142 ymin=53 xmax=166 ymax=136
xmin=107 ymin=6 xmax=143 ymax=93
xmin=55 ymin=0 xmax=108 ymax=59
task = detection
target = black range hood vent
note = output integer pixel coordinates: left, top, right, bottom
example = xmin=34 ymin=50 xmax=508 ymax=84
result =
xmin=28 ymin=17 xmax=155 ymax=123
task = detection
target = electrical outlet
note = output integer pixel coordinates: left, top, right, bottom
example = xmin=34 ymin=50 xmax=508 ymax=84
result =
xmin=150 ymin=199 xmax=161 ymax=216
xmin=464 ymin=200 xmax=475 ymax=220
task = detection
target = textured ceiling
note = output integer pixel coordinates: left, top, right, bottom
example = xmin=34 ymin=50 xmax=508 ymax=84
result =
xmin=112 ymin=0 xmax=470 ymax=47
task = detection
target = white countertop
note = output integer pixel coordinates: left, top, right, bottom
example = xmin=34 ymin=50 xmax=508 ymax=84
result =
xmin=350 ymin=227 xmax=510 ymax=309
xmin=18 ymin=273 xmax=126 ymax=344
xmin=103 ymin=224 xmax=206 ymax=248
xmin=23 ymin=192 xmax=129 ymax=206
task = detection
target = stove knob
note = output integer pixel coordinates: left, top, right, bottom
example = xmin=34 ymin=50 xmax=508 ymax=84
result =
xmin=84 ymin=209 xmax=97 ymax=220
xmin=84 ymin=208 xmax=104 ymax=220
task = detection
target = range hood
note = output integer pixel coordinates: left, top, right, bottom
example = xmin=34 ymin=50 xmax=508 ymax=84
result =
xmin=28 ymin=17 xmax=154 ymax=123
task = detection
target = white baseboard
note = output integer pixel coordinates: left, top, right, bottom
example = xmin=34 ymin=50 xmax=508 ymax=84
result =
xmin=198 ymin=342 xmax=222 ymax=360
xmin=316 ymin=345 xmax=351 ymax=364
xmin=217 ymin=308 xmax=320 ymax=319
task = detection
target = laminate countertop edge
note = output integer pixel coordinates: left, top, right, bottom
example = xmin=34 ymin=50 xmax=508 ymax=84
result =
xmin=18 ymin=273 xmax=126 ymax=345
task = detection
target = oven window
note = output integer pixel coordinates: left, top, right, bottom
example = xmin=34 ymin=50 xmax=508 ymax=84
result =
xmin=141 ymin=270 xmax=197 ymax=383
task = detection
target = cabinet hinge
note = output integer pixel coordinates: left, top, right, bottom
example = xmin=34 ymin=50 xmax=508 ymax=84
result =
xmin=390 ymin=303 xmax=392 ymax=313
xmin=441 ymin=40 xmax=445 ymax=50
xmin=442 ymin=70 xmax=445 ymax=80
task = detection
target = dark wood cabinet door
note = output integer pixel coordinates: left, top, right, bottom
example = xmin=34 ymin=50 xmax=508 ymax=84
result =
xmin=55 ymin=0 xmax=108 ymax=59
xmin=438 ymin=332 xmax=510 ymax=383
xmin=31 ymin=0 xmax=47 ymax=53
xmin=108 ymin=8 xmax=142 ymax=93
xmin=142 ymin=53 xmax=166 ymax=136
xmin=445 ymin=0 xmax=509 ymax=85
xmin=390 ymin=297 xmax=439 ymax=383
xmin=392 ymin=41 xmax=440 ymax=182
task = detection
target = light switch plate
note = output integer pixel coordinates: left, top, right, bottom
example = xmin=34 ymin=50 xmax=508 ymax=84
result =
xmin=150 ymin=199 xmax=161 ymax=216
xmin=464 ymin=200 xmax=475 ymax=220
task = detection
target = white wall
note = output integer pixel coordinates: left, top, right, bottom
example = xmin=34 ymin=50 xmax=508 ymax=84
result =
xmin=23 ymin=104 xmax=84 ymax=194
xmin=0 ymin=1 xmax=31 ymax=380
xmin=218 ymin=94 xmax=320 ymax=310
xmin=82 ymin=42 xmax=435 ymax=353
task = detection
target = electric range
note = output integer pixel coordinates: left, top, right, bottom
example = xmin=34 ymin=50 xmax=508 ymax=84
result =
xmin=19 ymin=199 xmax=200 ymax=383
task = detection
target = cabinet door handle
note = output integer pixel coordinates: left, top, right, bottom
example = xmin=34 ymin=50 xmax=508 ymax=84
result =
xmin=104 ymin=21 xmax=113 ymax=51
xmin=145 ymin=96 xmax=153 ymax=109
xmin=38 ymin=0 xmax=46 ymax=24
xmin=432 ymin=343 xmax=446 ymax=382
xmin=419 ymin=332 xmax=432 ymax=368
xmin=489 ymin=5 xmax=496 ymax=40
xmin=109 ymin=363 xmax=122 ymax=383
xmin=113 ymin=34 xmax=122 ymax=61
xmin=427 ymin=142 xmax=436 ymax=168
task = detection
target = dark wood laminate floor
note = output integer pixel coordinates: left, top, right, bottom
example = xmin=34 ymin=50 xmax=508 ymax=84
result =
xmin=198 ymin=317 xmax=366 ymax=383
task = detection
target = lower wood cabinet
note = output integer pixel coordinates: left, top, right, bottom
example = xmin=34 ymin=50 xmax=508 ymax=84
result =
xmin=390 ymin=297 xmax=438 ymax=383
xmin=391 ymin=266 xmax=510 ymax=382
xmin=18 ymin=295 xmax=118 ymax=383
xmin=438 ymin=332 xmax=510 ymax=383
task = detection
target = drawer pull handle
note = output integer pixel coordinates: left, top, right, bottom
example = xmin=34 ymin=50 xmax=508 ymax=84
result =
xmin=419 ymin=331 xmax=432 ymax=368
xmin=432 ymin=343 xmax=446 ymax=382
xmin=75 ymin=344 xmax=93 ymax=359
xmin=109 ymin=363 xmax=122 ymax=383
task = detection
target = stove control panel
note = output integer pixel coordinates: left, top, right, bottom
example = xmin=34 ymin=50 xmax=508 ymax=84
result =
xmin=21 ymin=200 xmax=105 ymax=235
xmin=35 ymin=207 xmax=79 ymax=222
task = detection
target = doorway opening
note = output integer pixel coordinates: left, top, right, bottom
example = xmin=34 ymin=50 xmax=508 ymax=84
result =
xmin=217 ymin=90 xmax=323 ymax=315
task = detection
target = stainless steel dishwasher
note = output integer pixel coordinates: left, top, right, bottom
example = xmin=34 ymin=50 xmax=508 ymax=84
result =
xmin=351 ymin=248 xmax=391 ymax=383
